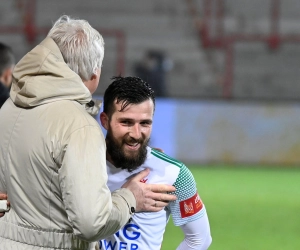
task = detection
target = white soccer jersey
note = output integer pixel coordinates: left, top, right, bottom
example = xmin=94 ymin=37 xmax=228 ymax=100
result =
xmin=99 ymin=147 xmax=206 ymax=250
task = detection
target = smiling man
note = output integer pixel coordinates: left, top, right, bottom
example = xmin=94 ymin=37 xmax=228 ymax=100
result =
xmin=98 ymin=76 xmax=212 ymax=250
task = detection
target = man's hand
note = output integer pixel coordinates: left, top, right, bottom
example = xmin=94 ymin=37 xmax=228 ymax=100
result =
xmin=0 ymin=193 xmax=9 ymax=218
xmin=121 ymin=168 xmax=177 ymax=212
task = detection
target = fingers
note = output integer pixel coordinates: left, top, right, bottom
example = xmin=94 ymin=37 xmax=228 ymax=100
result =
xmin=153 ymin=200 xmax=170 ymax=208
xmin=133 ymin=190 xmax=177 ymax=213
xmin=148 ymin=183 xmax=176 ymax=193
xmin=138 ymin=192 xmax=177 ymax=213
xmin=121 ymin=172 xmax=177 ymax=213
xmin=0 ymin=194 xmax=7 ymax=200
xmin=131 ymin=168 xmax=150 ymax=181
xmin=150 ymin=192 xmax=177 ymax=202
xmin=144 ymin=199 xmax=173 ymax=213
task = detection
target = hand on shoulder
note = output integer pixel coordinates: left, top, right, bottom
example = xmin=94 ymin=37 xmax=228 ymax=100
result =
xmin=121 ymin=168 xmax=177 ymax=212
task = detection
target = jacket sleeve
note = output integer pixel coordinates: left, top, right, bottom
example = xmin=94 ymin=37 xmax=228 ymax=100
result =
xmin=58 ymin=125 xmax=136 ymax=242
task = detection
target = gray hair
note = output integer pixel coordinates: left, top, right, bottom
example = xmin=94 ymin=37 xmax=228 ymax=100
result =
xmin=47 ymin=15 xmax=104 ymax=81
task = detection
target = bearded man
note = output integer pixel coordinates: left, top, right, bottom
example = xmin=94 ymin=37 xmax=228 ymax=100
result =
xmin=98 ymin=76 xmax=212 ymax=250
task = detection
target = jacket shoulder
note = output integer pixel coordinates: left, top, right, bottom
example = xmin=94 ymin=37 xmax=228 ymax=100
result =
xmin=40 ymin=100 xmax=100 ymax=138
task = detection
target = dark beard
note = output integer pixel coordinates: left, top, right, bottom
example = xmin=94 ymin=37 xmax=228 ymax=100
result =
xmin=106 ymin=131 xmax=149 ymax=172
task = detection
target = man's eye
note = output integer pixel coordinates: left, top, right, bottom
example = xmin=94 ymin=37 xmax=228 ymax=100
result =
xmin=141 ymin=122 xmax=151 ymax=126
xmin=121 ymin=121 xmax=131 ymax=125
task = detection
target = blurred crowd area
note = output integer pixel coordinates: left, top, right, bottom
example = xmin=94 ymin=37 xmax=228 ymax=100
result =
xmin=1 ymin=0 xmax=300 ymax=101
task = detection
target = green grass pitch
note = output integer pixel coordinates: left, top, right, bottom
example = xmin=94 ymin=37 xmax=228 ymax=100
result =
xmin=161 ymin=165 xmax=300 ymax=250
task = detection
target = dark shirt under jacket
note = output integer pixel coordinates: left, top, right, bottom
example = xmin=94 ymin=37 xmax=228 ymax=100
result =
xmin=0 ymin=81 xmax=9 ymax=108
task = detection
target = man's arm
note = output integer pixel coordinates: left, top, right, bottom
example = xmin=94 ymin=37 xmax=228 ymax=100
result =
xmin=59 ymin=125 xmax=138 ymax=241
xmin=168 ymin=164 xmax=212 ymax=249
xmin=177 ymin=211 xmax=212 ymax=250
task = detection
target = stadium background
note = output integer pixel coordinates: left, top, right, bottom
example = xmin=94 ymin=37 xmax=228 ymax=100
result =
xmin=1 ymin=1 xmax=299 ymax=249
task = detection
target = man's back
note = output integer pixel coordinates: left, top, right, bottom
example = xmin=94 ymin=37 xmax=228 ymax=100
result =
xmin=0 ymin=36 xmax=107 ymax=250
xmin=0 ymin=98 xmax=106 ymax=250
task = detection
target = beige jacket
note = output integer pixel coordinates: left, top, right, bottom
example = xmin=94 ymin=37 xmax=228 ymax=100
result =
xmin=0 ymin=37 xmax=135 ymax=250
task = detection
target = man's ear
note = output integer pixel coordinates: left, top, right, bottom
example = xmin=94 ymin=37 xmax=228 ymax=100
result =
xmin=90 ymin=73 xmax=97 ymax=81
xmin=100 ymin=112 xmax=109 ymax=130
xmin=2 ymin=67 xmax=13 ymax=87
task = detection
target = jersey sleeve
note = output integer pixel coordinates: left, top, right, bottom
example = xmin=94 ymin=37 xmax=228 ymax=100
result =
xmin=168 ymin=164 xmax=207 ymax=226
xmin=176 ymin=215 xmax=212 ymax=249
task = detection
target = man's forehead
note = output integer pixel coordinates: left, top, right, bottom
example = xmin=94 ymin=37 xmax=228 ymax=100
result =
xmin=111 ymin=99 xmax=153 ymax=118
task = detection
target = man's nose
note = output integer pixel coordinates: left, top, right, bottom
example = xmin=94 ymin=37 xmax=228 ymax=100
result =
xmin=129 ymin=124 xmax=142 ymax=139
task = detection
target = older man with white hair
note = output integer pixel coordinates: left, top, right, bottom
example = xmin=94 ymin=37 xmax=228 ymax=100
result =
xmin=0 ymin=15 xmax=176 ymax=250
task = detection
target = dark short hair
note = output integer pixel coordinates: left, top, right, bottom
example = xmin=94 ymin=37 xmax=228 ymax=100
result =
xmin=103 ymin=76 xmax=155 ymax=116
xmin=0 ymin=42 xmax=15 ymax=75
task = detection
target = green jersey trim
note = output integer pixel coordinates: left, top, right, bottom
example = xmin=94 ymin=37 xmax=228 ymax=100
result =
xmin=151 ymin=149 xmax=183 ymax=168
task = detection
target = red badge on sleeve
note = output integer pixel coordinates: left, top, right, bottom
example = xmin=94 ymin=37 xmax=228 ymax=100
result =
xmin=179 ymin=193 xmax=203 ymax=218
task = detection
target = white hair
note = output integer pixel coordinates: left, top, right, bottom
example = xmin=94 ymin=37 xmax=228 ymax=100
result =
xmin=47 ymin=15 xmax=104 ymax=81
